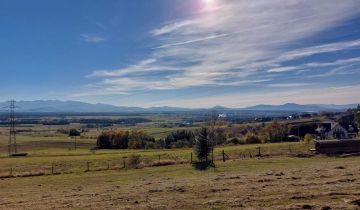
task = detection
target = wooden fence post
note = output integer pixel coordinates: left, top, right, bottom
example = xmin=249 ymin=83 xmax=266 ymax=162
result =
xmin=190 ymin=152 xmax=193 ymax=164
xmin=222 ymin=150 xmax=225 ymax=162
xmin=51 ymin=163 xmax=54 ymax=175
xmin=74 ymin=136 xmax=77 ymax=150
xmin=86 ymin=161 xmax=90 ymax=172
xmin=257 ymin=147 xmax=262 ymax=157
xmin=158 ymin=155 xmax=161 ymax=162
xmin=107 ymin=162 xmax=110 ymax=170
xmin=211 ymin=148 xmax=214 ymax=164
xmin=123 ymin=159 xmax=126 ymax=169
xmin=10 ymin=168 xmax=13 ymax=177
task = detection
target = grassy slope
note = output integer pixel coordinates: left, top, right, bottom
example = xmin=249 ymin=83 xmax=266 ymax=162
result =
xmin=0 ymin=156 xmax=359 ymax=209
xmin=0 ymin=142 xmax=311 ymax=174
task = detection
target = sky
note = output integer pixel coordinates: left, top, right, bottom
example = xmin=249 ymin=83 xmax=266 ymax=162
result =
xmin=0 ymin=0 xmax=360 ymax=108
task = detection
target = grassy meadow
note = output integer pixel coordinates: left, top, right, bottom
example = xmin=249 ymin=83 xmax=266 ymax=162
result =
xmin=0 ymin=118 xmax=359 ymax=209
xmin=1 ymin=155 xmax=360 ymax=209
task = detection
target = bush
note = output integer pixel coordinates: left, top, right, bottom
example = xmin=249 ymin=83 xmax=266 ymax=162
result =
xmin=69 ymin=129 xmax=81 ymax=137
xmin=144 ymin=141 xmax=156 ymax=149
xmin=304 ymin=133 xmax=314 ymax=144
xmin=96 ymin=132 xmax=112 ymax=149
xmin=128 ymin=130 xmax=155 ymax=149
xmin=165 ymin=130 xmax=195 ymax=149
xmin=56 ymin=128 xmax=69 ymax=135
xmin=96 ymin=130 xmax=154 ymax=150
xmin=213 ymin=127 xmax=226 ymax=145
xmin=173 ymin=140 xmax=189 ymax=148
xmin=112 ymin=131 xmax=129 ymax=149
xmin=126 ymin=155 xmax=141 ymax=169
xmin=128 ymin=139 xmax=142 ymax=149
xmin=226 ymin=137 xmax=244 ymax=145
xmin=259 ymin=121 xmax=288 ymax=143
xmin=244 ymin=132 xmax=261 ymax=144
xmin=157 ymin=139 xmax=166 ymax=149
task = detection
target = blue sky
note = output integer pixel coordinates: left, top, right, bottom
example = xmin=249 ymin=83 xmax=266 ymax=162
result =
xmin=0 ymin=0 xmax=360 ymax=108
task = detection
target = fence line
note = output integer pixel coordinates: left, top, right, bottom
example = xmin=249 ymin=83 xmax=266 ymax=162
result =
xmin=0 ymin=144 xmax=311 ymax=179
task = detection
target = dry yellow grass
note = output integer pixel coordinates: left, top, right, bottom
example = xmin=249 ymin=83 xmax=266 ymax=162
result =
xmin=0 ymin=156 xmax=359 ymax=209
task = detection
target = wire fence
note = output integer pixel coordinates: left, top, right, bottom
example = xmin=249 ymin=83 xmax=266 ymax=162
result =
xmin=0 ymin=143 xmax=313 ymax=179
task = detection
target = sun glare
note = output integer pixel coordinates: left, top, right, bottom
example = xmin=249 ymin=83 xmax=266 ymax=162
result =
xmin=204 ymin=0 xmax=215 ymax=5
xmin=203 ymin=0 xmax=217 ymax=10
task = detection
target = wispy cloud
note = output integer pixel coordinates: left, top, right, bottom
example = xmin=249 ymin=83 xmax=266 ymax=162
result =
xmin=267 ymin=67 xmax=302 ymax=73
xmin=305 ymin=57 xmax=360 ymax=68
xmin=308 ymin=64 xmax=360 ymax=78
xmin=151 ymin=20 xmax=195 ymax=36
xmin=153 ymin=33 xmax=232 ymax=49
xmin=82 ymin=0 xmax=360 ymax=100
xmin=267 ymin=83 xmax=310 ymax=88
xmin=81 ymin=34 xmax=106 ymax=43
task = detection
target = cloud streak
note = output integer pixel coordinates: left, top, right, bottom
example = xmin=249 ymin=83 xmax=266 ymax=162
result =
xmin=80 ymin=0 xmax=360 ymax=106
xmin=81 ymin=34 xmax=106 ymax=43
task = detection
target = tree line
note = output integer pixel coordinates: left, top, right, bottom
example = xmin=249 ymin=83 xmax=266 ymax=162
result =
xmin=96 ymin=121 xmax=298 ymax=150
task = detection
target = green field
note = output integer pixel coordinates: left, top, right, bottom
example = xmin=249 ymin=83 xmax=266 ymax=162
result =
xmin=1 ymin=116 xmax=358 ymax=209
xmin=1 ymin=121 xmax=359 ymax=209
xmin=0 ymin=139 xmax=312 ymax=177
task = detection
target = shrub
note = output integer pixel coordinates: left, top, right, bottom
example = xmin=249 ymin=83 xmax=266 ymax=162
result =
xmin=128 ymin=139 xmax=142 ymax=149
xmin=112 ymin=131 xmax=129 ymax=149
xmin=155 ymin=139 xmax=166 ymax=149
xmin=69 ymin=129 xmax=81 ymax=137
xmin=57 ymin=128 xmax=69 ymax=135
xmin=259 ymin=121 xmax=288 ymax=143
xmin=165 ymin=130 xmax=195 ymax=149
xmin=96 ymin=132 xmax=112 ymax=149
xmin=96 ymin=130 xmax=154 ymax=150
xmin=126 ymin=155 xmax=141 ymax=169
xmin=304 ymin=133 xmax=314 ymax=144
xmin=226 ymin=137 xmax=243 ymax=145
xmin=128 ymin=130 xmax=155 ymax=149
xmin=244 ymin=132 xmax=261 ymax=144
xmin=212 ymin=127 xmax=226 ymax=145
xmin=144 ymin=141 xmax=156 ymax=149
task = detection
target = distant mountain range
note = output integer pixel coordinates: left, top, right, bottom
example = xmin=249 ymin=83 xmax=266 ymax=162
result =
xmin=243 ymin=103 xmax=358 ymax=112
xmin=0 ymin=100 xmax=358 ymax=113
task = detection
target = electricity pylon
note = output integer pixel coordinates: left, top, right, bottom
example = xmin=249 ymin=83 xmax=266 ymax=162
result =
xmin=7 ymin=100 xmax=17 ymax=155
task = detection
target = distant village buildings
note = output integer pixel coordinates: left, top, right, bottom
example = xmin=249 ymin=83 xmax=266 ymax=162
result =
xmin=218 ymin=113 xmax=227 ymax=118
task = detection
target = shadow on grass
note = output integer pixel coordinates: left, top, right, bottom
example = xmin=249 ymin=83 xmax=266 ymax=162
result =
xmin=192 ymin=161 xmax=215 ymax=170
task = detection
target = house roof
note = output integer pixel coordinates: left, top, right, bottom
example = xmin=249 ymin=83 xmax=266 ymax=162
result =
xmin=339 ymin=122 xmax=359 ymax=133
xmin=316 ymin=123 xmax=332 ymax=133
xmin=316 ymin=122 xmax=359 ymax=133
